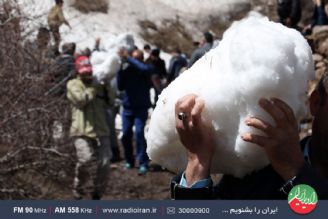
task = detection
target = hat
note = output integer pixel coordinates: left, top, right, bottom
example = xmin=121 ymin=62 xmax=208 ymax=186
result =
xmin=75 ymin=56 xmax=92 ymax=75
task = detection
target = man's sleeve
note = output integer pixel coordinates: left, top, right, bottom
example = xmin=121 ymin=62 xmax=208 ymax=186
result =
xmin=187 ymin=50 xmax=202 ymax=68
xmin=67 ymin=81 xmax=95 ymax=109
xmin=127 ymin=57 xmax=154 ymax=74
xmin=167 ymin=59 xmax=177 ymax=83
xmin=179 ymin=172 xmax=213 ymax=188
xmin=171 ymin=173 xmax=216 ymax=200
xmin=116 ymin=70 xmax=125 ymax=91
xmin=58 ymin=8 xmax=68 ymax=25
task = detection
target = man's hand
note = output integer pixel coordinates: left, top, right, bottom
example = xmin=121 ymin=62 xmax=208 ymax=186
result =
xmin=241 ymin=98 xmax=305 ymax=181
xmin=85 ymin=87 xmax=97 ymax=100
xmin=175 ymin=94 xmax=215 ymax=186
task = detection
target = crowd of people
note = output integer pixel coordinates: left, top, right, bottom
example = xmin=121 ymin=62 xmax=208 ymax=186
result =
xmin=37 ymin=0 xmax=328 ymax=200
xmin=44 ymin=0 xmax=218 ymax=200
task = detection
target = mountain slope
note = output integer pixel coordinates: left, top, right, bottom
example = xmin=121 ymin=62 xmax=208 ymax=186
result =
xmin=18 ymin=0 xmax=250 ymax=51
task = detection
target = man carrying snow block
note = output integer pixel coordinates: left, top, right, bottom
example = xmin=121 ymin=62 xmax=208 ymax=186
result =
xmin=171 ymin=73 xmax=328 ymax=200
xmin=144 ymin=15 xmax=328 ymax=200
xmin=117 ymin=48 xmax=155 ymax=175
xmin=67 ymin=56 xmax=112 ymax=200
xmin=48 ymin=0 xmax=71 ymax=50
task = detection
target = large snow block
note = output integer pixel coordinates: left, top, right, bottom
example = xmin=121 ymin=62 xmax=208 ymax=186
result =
xmin=146 ymin=15 xmax=314 ymax=178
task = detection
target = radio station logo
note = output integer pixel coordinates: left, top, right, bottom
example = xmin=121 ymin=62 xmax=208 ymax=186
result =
xmin=288 ymin=184 xmax=318 ymax=215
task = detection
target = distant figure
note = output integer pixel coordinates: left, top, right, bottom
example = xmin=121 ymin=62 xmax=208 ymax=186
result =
xmin=277 ymin=0 xmax=302 ymax=29
xmin=146 ymin=48 xmax=167 ymax=105
xmin=37 ymin=27 xmax=51 ymax=51
xmin=117 ymin=49 xmax=154 ymax=175
xmin=48 ymin=0 xmax=71 ymax=50
xmin=49 ymin=42 xmax=76 ymax=96
xmin=91 ymin=37 xmax=122 ymax=163
xmin=303 ymin=0 xmax=328 ymax=35
xmin=188 ymin=32 xmax=214 ymax=68
xmin=36 ymin=27 xmax=54 ymax=64
xmin=67 ymin=56 xmax=112 ymax=200
xmin=167 ymin=47 xmax=188 ymax=84
xmin=143 ymin=44 xmax=151 ymax=60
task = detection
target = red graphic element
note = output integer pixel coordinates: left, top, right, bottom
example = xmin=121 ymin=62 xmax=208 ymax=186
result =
xmin=289 ymin=197 xmax=317 ymax=214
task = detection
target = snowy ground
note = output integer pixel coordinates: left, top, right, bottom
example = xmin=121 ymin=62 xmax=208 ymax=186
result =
xmin=18 ymin=0 xmax=249 ymax=53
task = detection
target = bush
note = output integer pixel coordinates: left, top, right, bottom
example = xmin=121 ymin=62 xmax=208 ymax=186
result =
xmin=0 ymin=0 xmax=75 ymax=199
xmin=72 ymin=0 xmax=108 ymax=14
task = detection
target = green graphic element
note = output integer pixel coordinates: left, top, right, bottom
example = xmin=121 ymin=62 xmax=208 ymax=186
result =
xmin=288 ymin=184 xmax=318 ymax=214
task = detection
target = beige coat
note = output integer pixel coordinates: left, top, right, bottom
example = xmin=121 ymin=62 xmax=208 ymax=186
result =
xmin=67 ymin=77 xmax=110 ymax=138
xmin=48 ymin=5 xmax=68 ymax=27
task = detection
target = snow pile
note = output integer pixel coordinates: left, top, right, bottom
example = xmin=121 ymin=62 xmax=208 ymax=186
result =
xmin=146 ymin=15 xmax=314 ymax=178
xmin=90 ymin=33 xmax=135 ymax=83
xmin=17 ymin=0 xmax=250 ymax=52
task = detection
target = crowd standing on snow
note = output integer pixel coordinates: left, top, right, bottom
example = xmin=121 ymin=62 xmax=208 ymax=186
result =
xmin=39 ymin=0 xmax=328 ymax=199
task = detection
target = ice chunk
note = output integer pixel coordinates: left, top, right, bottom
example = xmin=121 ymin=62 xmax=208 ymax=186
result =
xmin=146 ymin=15 xmax=314 ymax=178
xmin=90 ymin=33 xmax=135 ymax=83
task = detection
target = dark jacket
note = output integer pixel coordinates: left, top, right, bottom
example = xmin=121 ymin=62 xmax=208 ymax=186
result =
xmin=277 ymin=0 xmax=302 ymax=26
xmin=188 ymin=43 xmax=213 ymax=68
xmin=171 ymin=136 xmax=328 ymax=200
xmin=116 ymin=57 xmax=154 ymax=110
xmin=146 ymin=58 xmax=167 ymax=79
xmin=312 ymin=3 xmax=328 ymax=27
xmin=49 ymin=54 xmax=75 ymax=95
xmin=167 ymin=55 xmax=187 ymax=84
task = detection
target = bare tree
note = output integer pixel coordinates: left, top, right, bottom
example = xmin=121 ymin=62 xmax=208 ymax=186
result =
xmin=0 ymin=0 xmax=75 ymax=199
